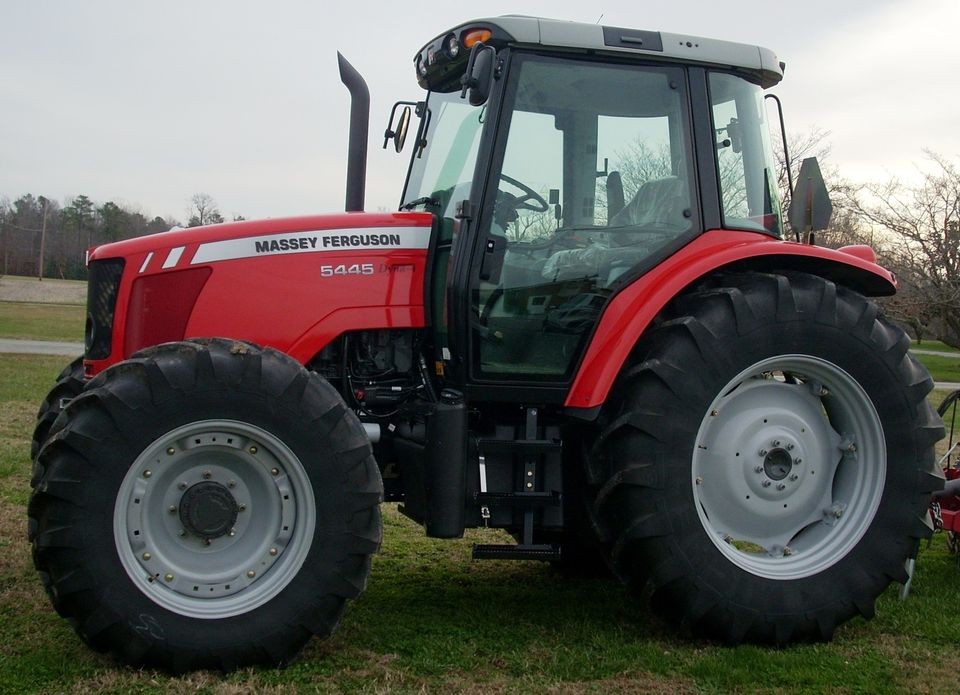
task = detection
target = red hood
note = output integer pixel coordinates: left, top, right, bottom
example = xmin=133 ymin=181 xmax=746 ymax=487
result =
xmin=88 ymin=211 xmax=433 ymax=263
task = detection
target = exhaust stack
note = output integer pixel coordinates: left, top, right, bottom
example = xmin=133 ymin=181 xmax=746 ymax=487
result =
xmin=338 ymin=53 xmax=369 ymax=212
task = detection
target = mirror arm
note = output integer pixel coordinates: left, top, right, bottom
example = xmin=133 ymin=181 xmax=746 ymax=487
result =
xmin=764 ymin=93 xmax=797 ymax=242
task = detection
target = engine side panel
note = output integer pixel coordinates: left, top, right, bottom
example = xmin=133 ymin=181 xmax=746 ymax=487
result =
xmin=85 ymin=212 xmax=433 ymax=375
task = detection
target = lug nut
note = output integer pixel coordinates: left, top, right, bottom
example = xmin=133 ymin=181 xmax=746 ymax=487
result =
xmin=777 ymin=483 xmax=786 ymax=491
xmin=754 ymin=465 xmax=764 ymax=473
xmin=247 ymin=570 xmax=256 ymax=578
xmin=269 ymin=547 xmax=278 ymax=556
xmin=789 ymin=474 xmax=799 ymax=481
xmin=178 ymin=481 xmax=188 ymax=490
xmin=784 ymin=547 xmax=794 ymax=556
xmin=142 ymin=552 xmax=152 ymax=561
xmin=525 ymin=482 xmax=533 ymax=489
xmin=762 ymin=480 xmax=771 ymax=488
xmin=249 ymin=446 xmax=258 ymax=455
xmin=228 ymin=480 xmax=236 ymax=488
xmin=228 ymin=529 xmax=236 ymax=537
xmin=270 ymin=467 xmax=279 ymax=476
xmin=202 ymin=470 xmax=212 ymax=480
xmin=166 ymin=447 xmax=176 ymax=456
xmin=164 ymin=573 xmax=174 ymax=582
xmin=794 ymin=458 xmax=802 ymax=465
xmin=772 ymin=440 xmax=781 ymax=447
xmin=143 ymin=470 xmax=152 ymax=478
xmin=786 ymin=443 xmax=794 ymax=451
xmin=695 ymin=476 xmax=703 ymax=485
xmin=238 ymin=504 xmax=246 ymax=512
xmin=759 ymin=449 xmax=768 ymax=456
xmin=710 ymin=410 xmax=719 ymax=417
xmin=168 ymin=505 xmax=177 ymax=514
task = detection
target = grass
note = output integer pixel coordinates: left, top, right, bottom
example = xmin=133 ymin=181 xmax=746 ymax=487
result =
xmin=913 ymin=340 xmax=960 ymax=354
xmin=2 ymin=355 xmax=960 ymax=693
xmin=0 ymin=302 xmax=84 ymax=343
xmin=914 ymin=353 xmax=960 ymax=384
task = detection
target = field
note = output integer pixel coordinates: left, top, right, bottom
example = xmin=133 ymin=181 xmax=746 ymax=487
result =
xmin=2 ymin=355 xmax=960 ymax=693
xmin=2 ymin=278 xmax=960 ymax=692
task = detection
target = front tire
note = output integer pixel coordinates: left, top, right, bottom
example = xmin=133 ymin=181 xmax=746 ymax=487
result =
xmin=31 ymin=355 xmax=84 ymax=463
xmin=588 ymin=272 xmax=943 ymax=643
xmin=29 ymin=339 xmax=382 ymax=670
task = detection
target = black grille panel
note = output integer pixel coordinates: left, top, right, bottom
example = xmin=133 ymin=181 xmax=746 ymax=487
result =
xmin=85 ymin=258 xmax=125 ymax=359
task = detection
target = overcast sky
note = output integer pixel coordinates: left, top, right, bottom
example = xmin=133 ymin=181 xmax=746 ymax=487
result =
xmin=2 ymin=0 xmax=957 ymax=222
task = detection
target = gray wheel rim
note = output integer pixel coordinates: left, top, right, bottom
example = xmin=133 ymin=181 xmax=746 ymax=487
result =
xmin=113 ymin=420 xmax=316 ymax=618
xmin=692 ymin=355 xmax=885 ymax=580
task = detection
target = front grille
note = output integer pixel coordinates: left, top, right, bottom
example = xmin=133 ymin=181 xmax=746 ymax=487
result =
xmin=85 ymin=258 xmax=125 ymax=359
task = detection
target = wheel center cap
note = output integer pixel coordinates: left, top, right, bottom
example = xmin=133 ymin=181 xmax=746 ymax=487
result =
xmin=763 ymin=448 xmax=793 ymax=481
xmin=178 ymin=481 xmax=239 ymax=539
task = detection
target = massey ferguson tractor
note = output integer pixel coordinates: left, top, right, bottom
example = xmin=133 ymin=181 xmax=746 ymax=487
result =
xmin=28 ymin=16 xmax=943 ymax=671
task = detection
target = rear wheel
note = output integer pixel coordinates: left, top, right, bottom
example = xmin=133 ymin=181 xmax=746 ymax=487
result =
xmin=29 ymin=339 xmax=382 ymax=670
xmin=588 ymin=272 xmax=943 ymax=643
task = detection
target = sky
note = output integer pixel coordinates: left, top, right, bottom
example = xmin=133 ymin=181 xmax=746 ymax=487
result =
xmin=1 ymin=0 xmax=958 ymax=222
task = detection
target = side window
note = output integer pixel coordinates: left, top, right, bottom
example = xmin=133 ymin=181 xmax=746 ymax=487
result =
xmin=472 ymin=55 xmax=695 ymax=382
xmin=709 ymin=72 xmax=783 ymax=236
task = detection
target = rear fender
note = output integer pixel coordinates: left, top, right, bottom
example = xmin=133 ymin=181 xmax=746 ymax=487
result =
xmin=564 ymin=231 xmax=896 ymax=410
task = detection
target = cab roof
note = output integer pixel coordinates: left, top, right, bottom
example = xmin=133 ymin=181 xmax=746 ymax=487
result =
xmin=416 ymin=16 xmax=783 ymax=90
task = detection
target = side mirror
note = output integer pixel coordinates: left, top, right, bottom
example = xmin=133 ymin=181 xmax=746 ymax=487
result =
xmin=460 ymin=43 xmax=496 ymax=107
xmin=383 ymin=101 xmax=416 ymax=153
xmin=788 ymin=157 xmax=833 ymax=234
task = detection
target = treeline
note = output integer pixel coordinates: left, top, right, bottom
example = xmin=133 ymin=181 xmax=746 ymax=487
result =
xmin=0 ymin=192 xmax=234 ymax=280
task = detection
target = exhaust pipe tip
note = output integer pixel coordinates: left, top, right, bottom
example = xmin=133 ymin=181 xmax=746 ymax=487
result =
xmin=338 ymin=53 xmax=370 ymax=213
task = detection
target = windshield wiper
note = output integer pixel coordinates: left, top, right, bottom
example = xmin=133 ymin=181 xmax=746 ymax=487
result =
xmin=401 ymin=197 xmax=439 ymax=211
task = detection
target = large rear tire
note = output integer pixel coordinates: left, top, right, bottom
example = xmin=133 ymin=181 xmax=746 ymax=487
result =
xmin=28 ymin=339 xmax=382 ymax=670
xmin=588 ymin=272 xmax=943 ymax=643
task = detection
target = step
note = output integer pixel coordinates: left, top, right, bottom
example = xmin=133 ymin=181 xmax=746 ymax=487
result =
xmin=476 ymin=438 xmax=562 ymax=455
xmin=472 ymin=543 xmax=561 ymax=561
xmin=475 ymin=491 xmax=561 ymax=509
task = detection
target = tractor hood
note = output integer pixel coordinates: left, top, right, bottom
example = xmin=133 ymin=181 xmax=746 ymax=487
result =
xmin=87 ymin=211 xmax=432 ymax=266
xmin=84 ymin=211 xmax=434 ymax=373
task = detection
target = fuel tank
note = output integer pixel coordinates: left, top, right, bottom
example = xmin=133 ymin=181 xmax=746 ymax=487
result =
xmin=84 ymin=211 xmax=434 ymax=375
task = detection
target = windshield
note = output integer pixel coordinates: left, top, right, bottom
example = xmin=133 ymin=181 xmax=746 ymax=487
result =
xmin=401 ymin=91 xmax=484 ymax=222
xmin=709 ymin=72 xmax=783 ymax=236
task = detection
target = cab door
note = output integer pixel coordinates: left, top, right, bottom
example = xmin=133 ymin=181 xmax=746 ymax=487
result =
xmin=465 ymin=53 xmax=699 ymax=392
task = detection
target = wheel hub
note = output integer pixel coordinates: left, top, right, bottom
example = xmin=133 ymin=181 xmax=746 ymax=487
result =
xmin=178 ymin=481 xmax=239 ymax=539
xmin=113 ymin=420 xmax=316 ymax=618
xmin=763 ymin=448 xmax=793 ymax=481
xmin=692 ymin=355 xmax=886 ymax=579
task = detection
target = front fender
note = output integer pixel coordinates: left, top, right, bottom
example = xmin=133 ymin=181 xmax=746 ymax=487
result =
xmin=564 ymin=230 xmax=896 ymax=410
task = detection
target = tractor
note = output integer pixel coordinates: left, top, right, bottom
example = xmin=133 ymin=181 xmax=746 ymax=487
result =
xmin=28 ymin=16 xmax=943 ymax=671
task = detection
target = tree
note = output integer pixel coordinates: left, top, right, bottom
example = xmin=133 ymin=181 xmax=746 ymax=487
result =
xmin=187 ymin=193 xmax=224 ymax=227
xmin=850 ymin=152 xmax=960 ymax=346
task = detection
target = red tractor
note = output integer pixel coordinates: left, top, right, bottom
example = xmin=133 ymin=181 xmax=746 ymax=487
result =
xmin=29 ymin=17 xmax=943 ymax=671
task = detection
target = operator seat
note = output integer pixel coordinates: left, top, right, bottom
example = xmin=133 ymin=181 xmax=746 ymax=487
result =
xmin=609 ymin=176 xmax=688 ymax=229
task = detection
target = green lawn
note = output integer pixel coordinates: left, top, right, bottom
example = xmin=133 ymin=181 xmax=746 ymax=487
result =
xmin=2 ymin=354 xmax=960 ymax=693
xmin=914 ymin=353 xmax=960 ymax=384
xmin=914 ymin=340 xmax=960 ymax=354
xmin=0 ymin=302 xmax=84 ymax=342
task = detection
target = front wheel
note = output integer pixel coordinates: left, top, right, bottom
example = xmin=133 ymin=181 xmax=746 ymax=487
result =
xmin=28 ymin=339 xmax=382 ymax=670
xmin=588 ymin=272 xmax=943 ymax=643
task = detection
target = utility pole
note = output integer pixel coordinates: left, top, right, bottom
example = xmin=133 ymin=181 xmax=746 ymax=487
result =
xmin=38 ymin=197 xmax=48 ymax=281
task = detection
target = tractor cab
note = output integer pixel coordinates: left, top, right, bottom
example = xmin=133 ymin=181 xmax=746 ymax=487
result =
xmin=392 ymin=17 xmax=785 ymax=396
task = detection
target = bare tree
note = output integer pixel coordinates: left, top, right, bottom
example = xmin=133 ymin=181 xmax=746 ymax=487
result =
xmin=187 ymin=193 xmax=224 ymax=227
xmin=850 ymin=152 xmax=960 ymax=345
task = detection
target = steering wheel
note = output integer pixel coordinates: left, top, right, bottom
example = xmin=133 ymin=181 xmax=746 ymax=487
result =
xmin=500 ymin=174 xmax=549 ymax=213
